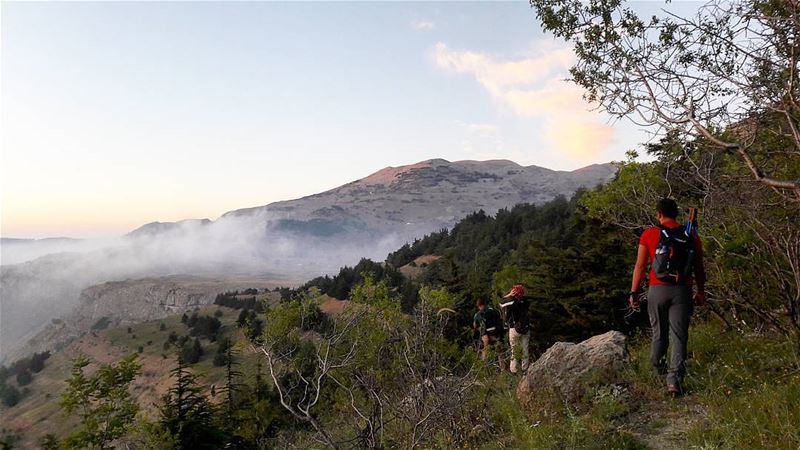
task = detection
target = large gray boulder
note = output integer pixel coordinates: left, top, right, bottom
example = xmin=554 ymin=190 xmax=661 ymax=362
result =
xmin=517 ymin=331 xmax=628 ymax=403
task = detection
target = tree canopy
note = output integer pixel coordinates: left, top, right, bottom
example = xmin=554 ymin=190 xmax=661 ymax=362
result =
xmin=530 ymin=0 xmax=800 ymax=198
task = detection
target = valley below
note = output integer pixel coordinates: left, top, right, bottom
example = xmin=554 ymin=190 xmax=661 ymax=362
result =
xmin=1 ymin=158 xmax=614 ymax=362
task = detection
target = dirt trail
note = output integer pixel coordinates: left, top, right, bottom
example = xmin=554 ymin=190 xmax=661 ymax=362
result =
xmin=623 ymin=396 xmax=708 ymax=449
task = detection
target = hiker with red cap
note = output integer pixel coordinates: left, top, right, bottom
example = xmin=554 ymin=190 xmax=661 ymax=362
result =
xmin=501 ymin=284 xmax=530 ymax=374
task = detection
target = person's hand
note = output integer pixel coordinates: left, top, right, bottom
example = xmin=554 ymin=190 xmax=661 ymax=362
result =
xmin=694 ymin=291 xmax=707 ymax=307
xmin=628 ymin=292 xmax=640 ymax=311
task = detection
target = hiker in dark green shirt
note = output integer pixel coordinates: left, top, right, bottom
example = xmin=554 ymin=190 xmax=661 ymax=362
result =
xmin=473 ymin=298 xmax=503 ymax=364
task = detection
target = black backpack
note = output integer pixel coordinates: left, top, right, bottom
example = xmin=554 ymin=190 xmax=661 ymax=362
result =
xmin=482 ymin=307 xmax=504 ymax=336
xmin=653 ymin=225 xmax=696 ymax=284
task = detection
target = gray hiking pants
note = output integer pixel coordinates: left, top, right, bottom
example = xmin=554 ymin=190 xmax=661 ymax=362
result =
xmin=648 ymin=284 xmax=692 ymax=386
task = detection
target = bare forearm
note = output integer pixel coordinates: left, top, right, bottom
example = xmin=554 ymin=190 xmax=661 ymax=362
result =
xmin=631 ymin=244 xmax=649 ymax=293
xmin=630 ymin=264 xmax=645 ymax=293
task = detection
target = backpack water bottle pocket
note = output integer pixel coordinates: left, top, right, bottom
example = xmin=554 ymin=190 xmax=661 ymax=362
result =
xmin=654 ymin=245 xmax=671 ymax=279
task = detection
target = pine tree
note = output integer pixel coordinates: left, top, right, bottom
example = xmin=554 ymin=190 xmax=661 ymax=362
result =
xmin=213 ymin=338 xmax=231 ymax=367
xmin=220 ymin=344 xmax=243 ymax=433
xmin=236 ymin=309 xmax=249 ymax=327
xmin=158 ymin=356 xmax=223 ymax=449
xmin=236 ymin=358 xmax=285 ymax=448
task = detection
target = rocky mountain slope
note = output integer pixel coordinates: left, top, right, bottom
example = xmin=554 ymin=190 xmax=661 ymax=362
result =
xmin=221 ymin=159 xmax=616 ymax=238
xmin=6 ymin=275 xmax=282 ymax=362
xmin=1 ymin=158 xmax=615 ymax=361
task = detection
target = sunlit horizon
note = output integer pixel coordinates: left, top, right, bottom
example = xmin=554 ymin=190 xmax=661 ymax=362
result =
xmin=1 ymin=2 xmax=699 ymax=239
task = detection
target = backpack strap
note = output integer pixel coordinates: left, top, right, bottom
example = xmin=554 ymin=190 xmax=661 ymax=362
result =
xmin=658 ymin=224 xmax=690 ymax=240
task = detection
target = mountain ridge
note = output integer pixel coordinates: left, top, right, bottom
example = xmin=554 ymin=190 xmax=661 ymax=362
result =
xmin=116 ymin=158 xmax=615 ymax=241
xmin=1 ymin=158 xmax=616 ymax=361
xmin=216 ymin=158 xmax=616 ymax=240
xmin=220 ymin=158 xmax=612 ymax=220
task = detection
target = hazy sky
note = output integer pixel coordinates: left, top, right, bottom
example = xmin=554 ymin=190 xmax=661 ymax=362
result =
xmin=1 ymin=1 xmax=699 ymax=238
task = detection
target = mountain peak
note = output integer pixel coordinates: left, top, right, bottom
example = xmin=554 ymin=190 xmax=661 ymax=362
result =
xmin=360 ymin=160 xmax=444 ymax=186
xmin=222 ymin=157 xmax=615 ymax=234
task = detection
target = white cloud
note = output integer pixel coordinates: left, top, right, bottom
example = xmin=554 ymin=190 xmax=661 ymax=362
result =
xmin=432 ymin=41 xmax=614 ymax=161
xmin=411 ymin=19 xmax=436 ymax=31
xmin=433 ymin=42 xmax=572 ymax=94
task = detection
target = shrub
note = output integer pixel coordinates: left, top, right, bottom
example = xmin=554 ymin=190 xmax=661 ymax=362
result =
xmin=187 ymin=315 xmax=222 ymax=341
xmin=180 ymin=339 xmax=203 ymax=365
xmin=0 ymin=384 xmax=21 ymax=407
xmin=16 ymin=369 xmax=32 ymax=386
xmin=91 ymin=317 xmax=112 ymax=331
xmin=212 ymin=338 xmax=231 ymax=367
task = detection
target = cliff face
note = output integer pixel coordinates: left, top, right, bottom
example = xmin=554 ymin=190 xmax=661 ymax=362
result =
xmin=73 ymin=276 xmax=251 ymax=322
xmin=6 ymin=275 xmax=279 ymax=361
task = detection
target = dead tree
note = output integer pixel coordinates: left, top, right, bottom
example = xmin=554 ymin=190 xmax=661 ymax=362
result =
xmin=254 ymin=305 xmax=363 ymax=449
xmin=254 ymin=298 xmax=484 ymax=449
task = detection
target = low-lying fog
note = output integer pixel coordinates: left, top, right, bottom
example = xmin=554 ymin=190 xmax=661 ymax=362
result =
xmin=0 ymin=213 xmax=411 ymax=360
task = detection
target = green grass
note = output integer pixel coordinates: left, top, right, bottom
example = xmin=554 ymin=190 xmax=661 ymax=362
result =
xmin=682 ymin=324 xmax=800 ymax=449
xmin=483 ymin=374 xmax=646 ymax=449
xmin=620 ymin=321 xmax=800 ymax=449
xmin=481 ymin=320 xmax=800 ymax=449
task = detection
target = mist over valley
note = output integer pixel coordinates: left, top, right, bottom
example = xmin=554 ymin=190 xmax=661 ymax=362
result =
xmin=0 ymin=158 xmax=614 ymax=361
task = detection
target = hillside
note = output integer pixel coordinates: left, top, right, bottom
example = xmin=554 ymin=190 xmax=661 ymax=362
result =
xmin=1 ymin=189 xmax=798 ymax=448
xmin=3 ymin=150 xmax=796 ymax=449
xmin=0 ymin=303 xmax=270 ymax=448
xmin=298 ymin=195 xmax=639 ymax=350
xmin=4 ymin=302 xmax=796 ymax=449
xmin=2 ymin=158 xmax=615 ymax=362
xmin=123 ymin=159 xmax=615 ymax=246
xmin=221 ymin=158 xmax=616 ymax=238
xmin=5 ymin=0 xmax=800 ymax=447
xmin=3 ymin=275 xmax=289 ymax=363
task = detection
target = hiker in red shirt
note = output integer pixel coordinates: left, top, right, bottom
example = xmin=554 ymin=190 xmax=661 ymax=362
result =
xmin=629 ymin=198 xmax=706 ymax=396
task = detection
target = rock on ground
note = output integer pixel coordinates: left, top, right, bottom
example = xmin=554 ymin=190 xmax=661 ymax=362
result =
xmin=517 ymin=330 xmax=628 ymax=403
